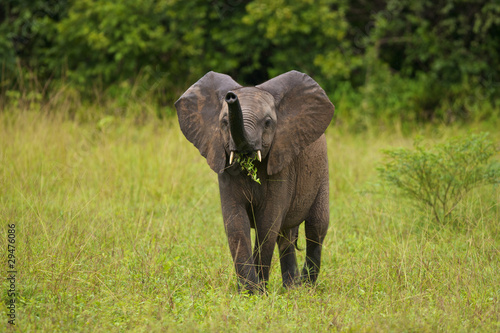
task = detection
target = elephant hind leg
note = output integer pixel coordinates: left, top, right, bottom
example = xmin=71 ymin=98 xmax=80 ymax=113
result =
xmin=302 ymin=187 xmax=329 ymax=284
xmin=278 ymin=227 xmax=299 ymax=287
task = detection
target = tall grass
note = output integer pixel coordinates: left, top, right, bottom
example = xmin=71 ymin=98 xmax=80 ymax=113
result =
xmin=1 ymin=110 xmax=499 ymax=331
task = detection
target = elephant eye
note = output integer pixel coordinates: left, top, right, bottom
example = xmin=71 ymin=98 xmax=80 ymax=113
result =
xmin=264 ymin=118 xmax=273 ymax=129
xmin=221 ymin=118 xmax=229 ymax=127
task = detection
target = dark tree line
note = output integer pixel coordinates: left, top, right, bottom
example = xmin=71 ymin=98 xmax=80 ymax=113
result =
xmin=1 ymin=0 xmax=499 ymax=125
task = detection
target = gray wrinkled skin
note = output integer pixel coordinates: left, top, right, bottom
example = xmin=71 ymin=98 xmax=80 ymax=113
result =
xmin=175 ymin=71 xmax=335 ymax=293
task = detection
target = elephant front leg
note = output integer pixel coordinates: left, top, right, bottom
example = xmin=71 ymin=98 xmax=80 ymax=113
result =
xmin=223 ymin=210 xmax=261 ymax=293
xmin=252 ymin=218 xmax=281 ymax=288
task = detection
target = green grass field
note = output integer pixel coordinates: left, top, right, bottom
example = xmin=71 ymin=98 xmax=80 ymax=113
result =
xmin=1 ymin=111 xmax=499 ymax=331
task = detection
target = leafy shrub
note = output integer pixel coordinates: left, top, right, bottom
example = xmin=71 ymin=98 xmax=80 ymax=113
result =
xmin=378 ymin=133 xmax=500 ymax=224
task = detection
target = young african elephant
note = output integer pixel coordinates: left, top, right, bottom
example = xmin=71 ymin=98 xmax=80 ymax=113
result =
xmin=175 ymin=70 xmax=335 ymax=293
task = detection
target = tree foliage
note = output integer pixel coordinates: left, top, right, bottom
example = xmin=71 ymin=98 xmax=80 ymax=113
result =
xmin=1 ymin=0 xmax=499 ymax=123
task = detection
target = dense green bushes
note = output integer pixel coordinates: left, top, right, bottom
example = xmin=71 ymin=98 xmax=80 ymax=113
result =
xmin=1 ymin=0 xmax=499 ymax=125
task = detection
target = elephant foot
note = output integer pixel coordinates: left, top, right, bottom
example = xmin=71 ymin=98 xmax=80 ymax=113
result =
xmin=237 ymin=279 xmax=266 ymax=295
xmin=300 ymin=266 xmax=319 ymax=285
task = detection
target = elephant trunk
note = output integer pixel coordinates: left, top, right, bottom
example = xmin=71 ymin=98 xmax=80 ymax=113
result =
xmin=225 ymin=91 xmax=250 ymax=152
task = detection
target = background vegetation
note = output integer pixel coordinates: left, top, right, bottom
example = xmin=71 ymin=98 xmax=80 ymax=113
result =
xmin=1 ymin=0 xmax=499 ymax=331
xmin=1 ymin=0 xmax=500 ymax=126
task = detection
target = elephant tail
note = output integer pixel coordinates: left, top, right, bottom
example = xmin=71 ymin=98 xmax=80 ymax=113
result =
xmin=294 ymin=238 xmax=303 ymax=251
xmin=294 ymin=228 xmax=303 ymax=251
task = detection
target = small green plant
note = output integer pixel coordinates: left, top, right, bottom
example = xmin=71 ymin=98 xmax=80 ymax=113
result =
xmin=237 ymin=155 xmax=261 ymax=184
xmin=378 ymin=133 xmax=500 ymax=224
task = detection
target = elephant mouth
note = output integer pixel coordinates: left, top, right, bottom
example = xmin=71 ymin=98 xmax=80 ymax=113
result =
xmin=229 ymin=150 xmax=262 ymax=165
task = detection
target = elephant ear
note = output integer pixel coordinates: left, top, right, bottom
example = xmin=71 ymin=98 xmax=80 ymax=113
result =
xmin=256 ymin=70 xmax=335 ymax=175
xmin=175 ymin=71 xmax=242 ymax=174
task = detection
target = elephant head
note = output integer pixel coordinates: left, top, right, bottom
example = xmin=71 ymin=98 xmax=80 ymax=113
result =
xmin=175 ymin=70 xmax=335 ymax=175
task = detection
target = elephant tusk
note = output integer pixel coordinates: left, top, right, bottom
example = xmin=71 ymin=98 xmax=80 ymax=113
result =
xmin=229 ymin=151 xmax=235 ymax=165
xmin=257 ymin=150 xmax=262 ymax=162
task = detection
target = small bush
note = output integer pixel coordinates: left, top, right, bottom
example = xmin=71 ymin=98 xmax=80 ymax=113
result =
xmin=378 ymin=133 xmax=500 ymax=224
